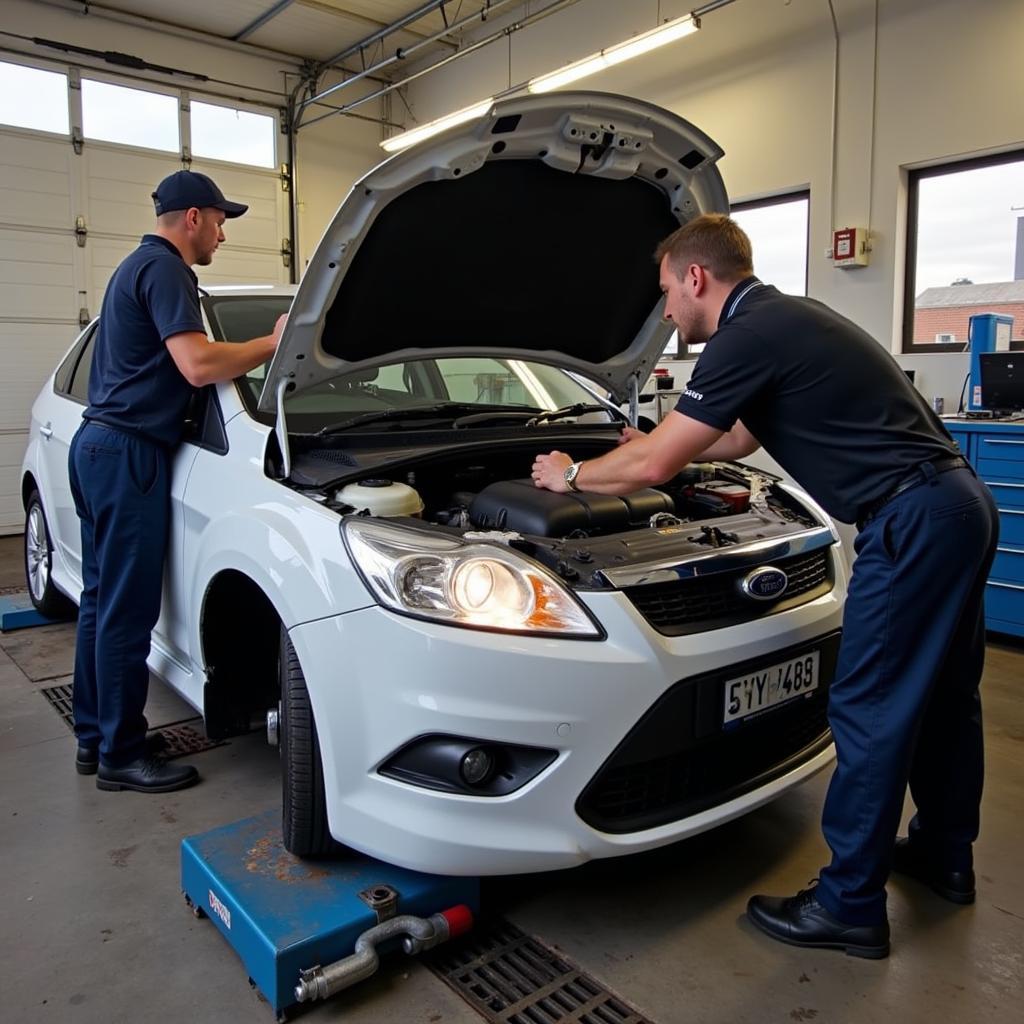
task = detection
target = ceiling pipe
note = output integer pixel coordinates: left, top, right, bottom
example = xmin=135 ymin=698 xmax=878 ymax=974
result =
xmin=319 ymin=0 xmax=455 ymax=68
xmin=300 ymin=0 xmax=524 ymax=113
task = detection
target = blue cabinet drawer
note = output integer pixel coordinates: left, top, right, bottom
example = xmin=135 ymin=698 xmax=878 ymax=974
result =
xmin=985 ymin=480 xmax=1024 ymax=509
xmin=992 ymin=545 xmax=1024 ymax=583
xmin=986 ymin=580 xmax=1024 ymax=629
xmin=977 ymin=434 xmax=1024 ymax=464
xmin=997 ymin=509 xmax=1024 ymax=545
xmin=978 ymin=457 xmax=1024 ymax=483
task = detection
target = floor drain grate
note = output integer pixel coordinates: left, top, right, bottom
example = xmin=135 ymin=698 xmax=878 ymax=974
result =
xmin=39 ymin=689 xmax=226 ymax=759
xmin=153 ymin=721 xmax=226 ymax=760
xmin=425 ymin=918 xmax=658 ymax=1024
xmin=40 ymin=683 xmax=75 ymax=730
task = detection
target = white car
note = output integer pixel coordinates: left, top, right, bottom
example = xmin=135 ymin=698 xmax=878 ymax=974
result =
xmin=22 ymin=92 xmax=847 ymax=875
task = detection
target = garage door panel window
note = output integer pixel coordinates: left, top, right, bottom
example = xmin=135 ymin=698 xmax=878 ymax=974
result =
xmin=0 ymin=61 xmax=69 ymax=135
xmin=191 ymin=101 xmax=276 ymax=169
xmin=903 ymin=149 xmax=1024 ymax=353
xmin=81 ymin=79 xmax=179 ymax=153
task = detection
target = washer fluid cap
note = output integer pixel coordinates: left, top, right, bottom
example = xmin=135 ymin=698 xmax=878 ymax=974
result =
xmin=337 ymin=480 xmax=424 ymax=517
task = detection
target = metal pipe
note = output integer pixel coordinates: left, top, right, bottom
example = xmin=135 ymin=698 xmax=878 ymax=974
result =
xmin=298 ymin=0 xmax=582 ymax=130
xmin=826 ymin=0 xmax=840 ymax=234
xmin=294 ymin=907 xmax=472 ymax=1003
xmin=321 ymin=0 xmax=452 ymax=68
xmin=302 ymin=0 xmax=524 ymax=111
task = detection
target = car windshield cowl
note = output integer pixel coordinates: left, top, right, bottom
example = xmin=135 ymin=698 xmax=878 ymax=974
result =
xmin=315 ymin=401 xmax=543 ymax=437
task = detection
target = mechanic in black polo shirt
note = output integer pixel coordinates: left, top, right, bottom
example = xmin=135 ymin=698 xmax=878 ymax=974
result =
xmin=69 ymin=171 xmax=286 ymax=794
xmin=532 ymin=213 xmax=998 ymax=958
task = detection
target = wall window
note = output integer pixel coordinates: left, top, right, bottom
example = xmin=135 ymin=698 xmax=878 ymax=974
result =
xmin=732 ymin=191 xmax=810 ymax=297
xmin=191 ymin=101 xmax=276 ymax=168
xmin=667 ymin=190 xmax=809 ymax=358
xmin=0 ymin=61 xmax=69 ymax=135
xmin=904 ymin=149 xmax=1024 ymax=353
xmin=82 ymin=79 xmax=178 ymax=152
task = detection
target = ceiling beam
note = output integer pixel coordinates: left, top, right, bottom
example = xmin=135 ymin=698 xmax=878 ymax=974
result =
xmin=234 ymin=0 xmax=296 ymax=42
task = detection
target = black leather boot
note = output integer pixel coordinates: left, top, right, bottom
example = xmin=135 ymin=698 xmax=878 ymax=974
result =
xmin=97 ymin=754 xmax=198 ymax=793
xmin=891 ymin=837 xmax=976 ymax=905
xmin=747 ymin=886 xmax=890 ymax=959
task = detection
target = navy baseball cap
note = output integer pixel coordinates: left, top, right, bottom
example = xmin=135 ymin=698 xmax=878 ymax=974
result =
xmin=151 ymin=170 xmax=248 ymax=218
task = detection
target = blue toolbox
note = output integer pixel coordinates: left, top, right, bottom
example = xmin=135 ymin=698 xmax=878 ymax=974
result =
xmin=181 ymin=809 xmax=479 ymax=1019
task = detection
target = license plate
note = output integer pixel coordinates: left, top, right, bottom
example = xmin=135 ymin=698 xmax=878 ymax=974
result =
xmin=723 ymin=650 xmax=820 ymax=726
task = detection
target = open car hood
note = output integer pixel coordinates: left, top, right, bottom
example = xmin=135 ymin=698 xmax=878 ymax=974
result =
xmin=259 ymin=91 xmax=727 ymax=413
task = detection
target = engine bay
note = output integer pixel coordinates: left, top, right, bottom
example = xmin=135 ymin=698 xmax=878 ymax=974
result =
xmin=291 ymin=441 xmax=825 ymax=589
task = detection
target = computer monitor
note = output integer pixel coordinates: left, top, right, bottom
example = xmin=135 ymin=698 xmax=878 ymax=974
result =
xmin=980 ymin=352 xmax=1024 ymax=413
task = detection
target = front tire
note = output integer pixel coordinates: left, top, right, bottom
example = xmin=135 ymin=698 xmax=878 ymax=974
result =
xmin=279 ymin=628 xmax=338 ymax=857
xmin=24 ymin=490 xmax=75 ymax=619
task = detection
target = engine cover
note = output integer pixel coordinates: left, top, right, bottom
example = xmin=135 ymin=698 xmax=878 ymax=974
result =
xmin=469 ymin=479 xmax=674 ymax=537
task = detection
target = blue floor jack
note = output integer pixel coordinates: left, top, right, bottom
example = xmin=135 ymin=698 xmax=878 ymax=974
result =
xmin=181 ymin=809 xmax=480 ymax=1020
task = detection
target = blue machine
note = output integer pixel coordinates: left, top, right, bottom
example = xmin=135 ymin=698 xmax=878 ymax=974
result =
xmin=968 ymin=313 xmax=1015 ymax=410
xmin=181 ymin=810 xmax=479 ymax=1019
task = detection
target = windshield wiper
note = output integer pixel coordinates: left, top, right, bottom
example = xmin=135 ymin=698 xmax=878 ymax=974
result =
xmin=526 ymin=403 xmax=610 ymax=425
xmin=316 ymin=402 xmax=539 ymax=436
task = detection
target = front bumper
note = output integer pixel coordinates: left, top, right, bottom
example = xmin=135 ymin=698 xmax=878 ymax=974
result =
xmin=290 ymin=580 xmax=844 ymax=875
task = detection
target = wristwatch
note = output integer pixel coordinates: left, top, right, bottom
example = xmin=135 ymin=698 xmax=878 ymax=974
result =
xmin=563 ymin=461 xmax=583 ymax=492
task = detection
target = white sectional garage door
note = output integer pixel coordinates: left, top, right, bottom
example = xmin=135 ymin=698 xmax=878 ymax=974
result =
xmin=0 ymin=126 xmax=289 ymax=534
xmin=0 ymin=129 xmax=83 ymax=535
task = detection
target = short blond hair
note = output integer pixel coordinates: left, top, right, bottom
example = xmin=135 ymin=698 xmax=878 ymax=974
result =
xmin=655 ymin=213 xmax=753 ymax=283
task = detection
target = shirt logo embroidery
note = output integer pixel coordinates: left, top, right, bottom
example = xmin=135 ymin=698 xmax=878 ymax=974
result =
xmin=684 ymin=388 xmax=704 ymax=401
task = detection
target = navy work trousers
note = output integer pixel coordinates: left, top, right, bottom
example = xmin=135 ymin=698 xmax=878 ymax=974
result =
xmin=816 ymin=463 xmax=999 ymax=925
xmin=69 ymin=421 xmax=171 ymax=768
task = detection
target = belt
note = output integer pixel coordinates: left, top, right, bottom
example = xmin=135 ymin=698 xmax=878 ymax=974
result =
xmin=857 ymin=454 xmax=968 ymax=527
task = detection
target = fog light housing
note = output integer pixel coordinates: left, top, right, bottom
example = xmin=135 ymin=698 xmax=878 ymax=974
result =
xmin=378 ymin=735 xmax=558 ymax=795
xmin=460 ymin=748 xmax=494 ymax=786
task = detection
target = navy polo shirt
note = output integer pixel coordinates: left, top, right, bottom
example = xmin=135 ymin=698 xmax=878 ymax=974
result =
xmin=675 ymin=277 xmax=956 ymax=524
xmin=85 ymin=234 xmax=206 ymax=445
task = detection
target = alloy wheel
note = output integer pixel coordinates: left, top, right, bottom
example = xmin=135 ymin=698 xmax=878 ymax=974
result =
xmin=26 ymin=504 xmax=50 ymax=602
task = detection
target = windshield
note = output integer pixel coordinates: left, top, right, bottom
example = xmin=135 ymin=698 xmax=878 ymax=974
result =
xmin=202 ymin=295 xmax=610 ymax=431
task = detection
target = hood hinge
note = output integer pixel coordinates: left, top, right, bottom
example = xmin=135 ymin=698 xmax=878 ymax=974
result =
xmin=627 ymin=372 xmax=641 ymax=428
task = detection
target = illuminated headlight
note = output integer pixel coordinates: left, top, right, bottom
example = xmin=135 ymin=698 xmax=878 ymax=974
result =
xmin=341 ymin=519 xmax=601 ymax=637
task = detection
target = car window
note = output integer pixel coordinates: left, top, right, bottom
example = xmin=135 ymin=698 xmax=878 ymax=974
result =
xmin=55 ymin=324 xmax=97 ymax=397
xmin=67 ymin=331 xmax=97 ymax=403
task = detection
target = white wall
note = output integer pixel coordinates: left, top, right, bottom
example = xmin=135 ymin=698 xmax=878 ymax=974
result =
xmin=2 ymin=0 xmax=384 ymax=269
xmin=401 ymin=0 xmax=1024 ymax=408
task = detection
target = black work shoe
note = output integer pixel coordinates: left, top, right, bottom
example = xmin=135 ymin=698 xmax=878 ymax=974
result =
xmin=96 ymin=755 xmax=199 ymax=793
xmin=76 ymin=732 xmax=169 ymax=776
xmin=747 ymin=886 xmax=890 ymax=959
xmin=891 ymin=837 xmax=976 ymax=905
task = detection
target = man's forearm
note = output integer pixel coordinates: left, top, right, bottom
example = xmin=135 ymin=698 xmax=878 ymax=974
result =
xmin=572 ymin=437 xmax=668 ymax=494
xmin=199 ymin=335 xmax=276 ymax=384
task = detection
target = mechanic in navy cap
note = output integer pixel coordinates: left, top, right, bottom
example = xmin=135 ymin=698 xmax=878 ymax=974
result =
xmin=68 ymin=170 xmax=287 ymax=794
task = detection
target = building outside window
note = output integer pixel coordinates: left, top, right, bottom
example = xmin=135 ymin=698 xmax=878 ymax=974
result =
xmin=904 ymin=149 xmax=1024 ymax=353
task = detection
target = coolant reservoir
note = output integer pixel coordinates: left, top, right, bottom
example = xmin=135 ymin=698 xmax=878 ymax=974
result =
xmin=335 ymin=479 xmax=424 ymax=517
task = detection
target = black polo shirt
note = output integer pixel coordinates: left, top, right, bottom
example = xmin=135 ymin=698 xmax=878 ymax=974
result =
xmin=675 ymin=277 xmax=956 ymax=524
xmin=85 ymin=234 xmax=206 ymax=445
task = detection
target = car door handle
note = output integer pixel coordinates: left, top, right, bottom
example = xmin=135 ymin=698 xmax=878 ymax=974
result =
xmin=40 ymin=424 xmax=53 ymax=439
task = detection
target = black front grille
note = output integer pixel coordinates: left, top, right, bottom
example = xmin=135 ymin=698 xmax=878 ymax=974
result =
xmin=622 ymin=547 xmax=832 ymax=636
xmin=576 ymin=632 xmax=841 ymax=833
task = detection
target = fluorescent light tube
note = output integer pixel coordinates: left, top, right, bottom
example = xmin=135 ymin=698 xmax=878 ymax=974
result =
xmin=380 ymin=98 xmax=494 ymax=152
xmin=529 ymin=14 xmax=699 ymax=93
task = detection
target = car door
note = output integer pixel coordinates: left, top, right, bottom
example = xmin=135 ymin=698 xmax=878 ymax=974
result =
xmin=37 ymin=324 xmax=94 ymax=583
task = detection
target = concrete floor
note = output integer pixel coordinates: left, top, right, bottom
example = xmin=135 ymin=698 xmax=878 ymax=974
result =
xmin=1 ymin=532 xmax=1022 ymax=1023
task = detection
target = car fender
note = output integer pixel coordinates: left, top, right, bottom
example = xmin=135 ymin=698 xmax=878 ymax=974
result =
xmin=187 ymin=502 xmax=374 ymax=654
